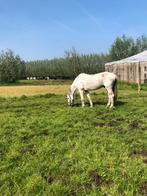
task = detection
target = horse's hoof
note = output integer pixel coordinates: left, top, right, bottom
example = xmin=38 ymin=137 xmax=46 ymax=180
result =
xmin=110 ymin=106 xmax=115 ymax=109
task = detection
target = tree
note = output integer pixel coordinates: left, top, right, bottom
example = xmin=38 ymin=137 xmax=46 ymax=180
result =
xmin=108 ymin=34 xmax=147 ymax=62
xmin=136 ymin=35 xmax=147 ymax=53
xmin=0 ymin=50 xmax=25 ymax=83
xmin=108 ymin=35 xmax=137 ymax=61
xmin=64 ymin=47 xmax=81 ymax=77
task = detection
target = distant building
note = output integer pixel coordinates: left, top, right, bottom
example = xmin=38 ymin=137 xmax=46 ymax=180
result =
xmin=26 ymin=76 xmax=49 ymax=80
xmin=105 ymin=50 xmax=147 ymax=84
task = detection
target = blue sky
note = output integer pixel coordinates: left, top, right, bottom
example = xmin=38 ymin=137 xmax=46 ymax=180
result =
xmin=0 ymin=0 xmax=147 ymax=60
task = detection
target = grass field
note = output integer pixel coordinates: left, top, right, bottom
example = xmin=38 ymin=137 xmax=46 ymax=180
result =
xmin=0 ymin=81 xmax=147 ymax=195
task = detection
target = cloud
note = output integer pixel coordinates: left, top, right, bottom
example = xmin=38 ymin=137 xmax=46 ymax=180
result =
xmin=54 ymin=20 xmax=77 ymax=34
xmin=72 ymin=0 xmax=101 ymax=27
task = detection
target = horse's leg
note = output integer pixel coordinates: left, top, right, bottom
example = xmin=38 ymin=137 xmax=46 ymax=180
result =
xmin=86 ymin=91 xmax=93 ymax=107
xmin=106 ymin=97 xmax=111 ymax=107
xmin=109 ymin=89 xmax=114 ymax=108
xmin=106 ymin=87 xmax=114 ymax=108
xmin=105 ymin=88 xmax=111 ymax=107
xmin=79 ymin=89 xmax=85 ymax=107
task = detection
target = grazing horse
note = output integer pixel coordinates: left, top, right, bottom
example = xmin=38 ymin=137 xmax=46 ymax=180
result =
xmin=67 ymin=71 xmax=117 ymax=108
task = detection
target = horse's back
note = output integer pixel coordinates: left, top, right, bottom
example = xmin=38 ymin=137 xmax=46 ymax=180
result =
xmin=72 ymin=72 xmax=117 ymax=90
xmin=101 ymin=71 xmax=117 ymax=80
xmin=72 ymin=72 xmax=103 ymax=90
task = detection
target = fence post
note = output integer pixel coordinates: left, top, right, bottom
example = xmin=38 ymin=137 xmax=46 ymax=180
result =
xmin=137 ymin=62 xmax=141 ymax=94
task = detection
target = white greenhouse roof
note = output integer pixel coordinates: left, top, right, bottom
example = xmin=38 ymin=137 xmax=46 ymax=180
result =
xmin=105 ymin=50 xmax=147 ymax=66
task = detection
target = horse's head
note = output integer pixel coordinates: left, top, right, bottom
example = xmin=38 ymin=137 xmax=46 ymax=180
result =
xmin=67 ymin=93 xmax=74 ymax=106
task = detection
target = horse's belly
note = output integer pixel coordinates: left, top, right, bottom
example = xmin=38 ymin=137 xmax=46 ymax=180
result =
xmin=84 ymin=83 xmax=102 ymax=90
xmin=76 ymin=76 xmax=104 ymax=91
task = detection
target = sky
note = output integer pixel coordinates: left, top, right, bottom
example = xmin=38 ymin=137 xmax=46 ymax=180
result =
xmin=0 ymin=0 xmax=147 ymax=61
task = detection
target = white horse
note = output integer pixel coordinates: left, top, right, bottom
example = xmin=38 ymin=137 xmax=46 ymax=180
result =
xmin=67 ymin=71 xmax=117 ymax=108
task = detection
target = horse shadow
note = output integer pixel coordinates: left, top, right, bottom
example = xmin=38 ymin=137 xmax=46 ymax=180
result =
xmin=115 ymin=100 xmax=126 ymax=106
xmin=72 ymin=100 xmax=126 ymax=107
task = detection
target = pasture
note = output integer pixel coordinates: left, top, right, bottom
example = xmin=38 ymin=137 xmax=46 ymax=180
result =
xmin=0 ymin=81 xmax=147 ymax=195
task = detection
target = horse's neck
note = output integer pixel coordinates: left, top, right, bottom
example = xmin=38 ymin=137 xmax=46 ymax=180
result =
xmin=70 ymin=85 xmax=76 ymax=96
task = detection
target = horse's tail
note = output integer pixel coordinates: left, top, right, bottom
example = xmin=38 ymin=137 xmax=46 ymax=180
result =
xmin=113 ymin=78 xmax=117 ymax=103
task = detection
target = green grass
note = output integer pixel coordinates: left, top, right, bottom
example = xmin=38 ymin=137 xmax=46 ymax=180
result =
xmin=0 ymin=79 xmax=72 ymax=86
xmin=0 ymin=87 xmax=147 ymax=195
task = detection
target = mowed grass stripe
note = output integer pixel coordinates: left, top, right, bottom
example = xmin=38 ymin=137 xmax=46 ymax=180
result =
xmin=0 ymin=85 xmax=70 ymax=97
xmin=0 ymin=84 xmax=111 ymax=98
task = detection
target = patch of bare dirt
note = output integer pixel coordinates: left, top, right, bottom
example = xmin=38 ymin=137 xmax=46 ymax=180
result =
xmin=142 ymin=127 xmax=147 ymax=131
xmin=140 ymin=181 xmax=147 ymax=195
xmin=42 ymin=173 xmax=54 ymax=184
xmin=89 ymin=170 xmax=113 ymax=187
xmin=129 ymin=120 xmax=141 ymax=129
xmin=143 ymin=159 xmax=147 ymax=164
xmin=20 ymin=144 xmax=37 ymax=155
xmin=130 ymin=149 xmax=147 ymax=157
xmin=39 ymin=130 xmax=49 ymax=136
xmin=94 ymin=120 xmax=121 ymax=127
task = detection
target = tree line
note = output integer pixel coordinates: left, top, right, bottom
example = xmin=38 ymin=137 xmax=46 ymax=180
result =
xmin=0 ymin=35 xmax=147 ymax=83
xmin=25 ymin=49 xmax=106 ymax=79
